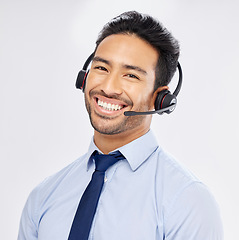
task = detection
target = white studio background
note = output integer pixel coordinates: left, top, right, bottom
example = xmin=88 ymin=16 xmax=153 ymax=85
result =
xmin=1 ymin=0 xmax=238 ymax=239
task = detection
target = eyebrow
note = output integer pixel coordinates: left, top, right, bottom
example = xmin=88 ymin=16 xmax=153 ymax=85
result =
xmin=92 ymin=56 xmax=147 ymax=75
xmin=92 ymin=56 xmax=110 ymax=65
xmin=123 ymin=64 xmax=147 ymax=75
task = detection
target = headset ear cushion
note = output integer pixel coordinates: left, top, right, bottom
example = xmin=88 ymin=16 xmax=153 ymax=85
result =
xmin=155 ymin=90 xmax=169 ymax=110
xmin=155 ymin=90 xmax=177 ymax=114
xmin=75 ymin=70 xmax=88 ymax=92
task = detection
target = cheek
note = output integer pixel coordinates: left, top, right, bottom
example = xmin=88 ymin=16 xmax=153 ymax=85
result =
xmin=84 ymin=71 xmax=103 ymax=91
xmin=125 ymin=83 xmax=154 ymax=104
xmin=84 ymin=72 xmax=94 ymax=92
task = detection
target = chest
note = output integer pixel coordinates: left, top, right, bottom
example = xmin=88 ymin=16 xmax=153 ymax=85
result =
xmin=37 ymin=162 xmax=164 ymax=240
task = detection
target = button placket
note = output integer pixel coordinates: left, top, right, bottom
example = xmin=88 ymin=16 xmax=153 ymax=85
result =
xmin=103 ymin=160 xmax=122 ymax=185
xmin=104 ymin=175 xmax=108 ymax=183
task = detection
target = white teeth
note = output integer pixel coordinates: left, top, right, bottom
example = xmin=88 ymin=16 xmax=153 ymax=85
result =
xmin=97 ymin=99 xmax=123 ymax=111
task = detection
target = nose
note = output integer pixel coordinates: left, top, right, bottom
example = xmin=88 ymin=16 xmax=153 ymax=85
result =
xmin=100 ymin=72 xmax=123 ymax=96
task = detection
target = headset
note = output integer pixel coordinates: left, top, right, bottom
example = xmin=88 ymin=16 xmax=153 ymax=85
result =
xmin=75 ymin=53 xmax=183 ymax=116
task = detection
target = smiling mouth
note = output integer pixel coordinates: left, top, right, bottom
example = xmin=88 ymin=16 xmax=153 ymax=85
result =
xmin=95 ymin=97 xmax=127 ymax=112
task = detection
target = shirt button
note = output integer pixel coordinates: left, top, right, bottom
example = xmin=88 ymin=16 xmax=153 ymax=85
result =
xmin=104 ymin=176 xmax=108 ymax=182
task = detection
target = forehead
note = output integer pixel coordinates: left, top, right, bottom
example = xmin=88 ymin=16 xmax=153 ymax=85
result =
xmin=94 ymin=34 xmax=158 ymax=71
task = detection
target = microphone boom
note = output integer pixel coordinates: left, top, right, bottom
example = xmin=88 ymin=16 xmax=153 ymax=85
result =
xmin=124 ymin=104 xmax=176 ymax=116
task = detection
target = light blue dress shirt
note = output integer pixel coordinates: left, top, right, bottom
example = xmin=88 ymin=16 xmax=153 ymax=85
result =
xmin=18 ymin=130 xmax=223 ymax=240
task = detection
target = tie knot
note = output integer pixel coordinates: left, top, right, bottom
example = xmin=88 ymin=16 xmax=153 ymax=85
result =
xmin=93 ymin=150 xmax=125 ymax=172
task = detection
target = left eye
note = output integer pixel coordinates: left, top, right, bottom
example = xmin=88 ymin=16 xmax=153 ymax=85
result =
xmin=126 ymin=74 xmax=139 ymax=80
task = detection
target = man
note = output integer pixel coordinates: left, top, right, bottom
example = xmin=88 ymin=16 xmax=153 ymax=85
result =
xmin=18 ymin=11 xmax=223 ymax=240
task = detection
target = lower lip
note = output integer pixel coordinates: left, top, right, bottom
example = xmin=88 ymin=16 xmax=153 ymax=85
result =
xmin=94 ymin=98 xmax=125 ymax=116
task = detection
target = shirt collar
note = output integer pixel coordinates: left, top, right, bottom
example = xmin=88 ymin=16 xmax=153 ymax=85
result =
xmin=86 ymin=130 xmax=159 ymax=172
xmin=86 ymin=139 xmax=101 ymax=171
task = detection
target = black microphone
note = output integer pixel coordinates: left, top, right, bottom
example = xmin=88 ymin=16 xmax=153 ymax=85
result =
xmin=124 ymin=104 xmax=176 ymax=116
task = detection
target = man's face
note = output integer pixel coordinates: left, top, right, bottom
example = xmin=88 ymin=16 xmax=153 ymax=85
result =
xmin=84 ymin=34 xmax=159 ymax=136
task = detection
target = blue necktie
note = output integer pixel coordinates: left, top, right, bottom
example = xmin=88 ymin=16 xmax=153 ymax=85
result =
xmin=68 ymin=150 xmax=125 ymax=240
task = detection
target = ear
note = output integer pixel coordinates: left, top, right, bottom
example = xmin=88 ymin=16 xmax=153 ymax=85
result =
xmin=150 ymin=86 xmax=169 ymax=109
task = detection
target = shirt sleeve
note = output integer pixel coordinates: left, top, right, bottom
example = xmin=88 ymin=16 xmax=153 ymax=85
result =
xmin=17 ymin=189 xmax=39 ymax=240
xmin=164 ymin=182 xmax=224 ymax=240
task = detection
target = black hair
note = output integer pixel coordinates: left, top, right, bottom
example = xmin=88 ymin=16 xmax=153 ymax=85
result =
xmin=95 ymin=11 xmax=180 ymax=91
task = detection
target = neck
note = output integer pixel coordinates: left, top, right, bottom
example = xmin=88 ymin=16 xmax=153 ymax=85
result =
xmin=94 ymin=127 xmax=150 ymax=154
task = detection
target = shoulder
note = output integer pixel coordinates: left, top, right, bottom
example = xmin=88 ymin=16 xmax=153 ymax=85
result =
xmin=155 ymin=148 xmax=223 ymax=239
xmin=155 ymin=148 xmax=200 ymax=200
xmin=26 ymin=153 xmax=87 ymax=209
xmin=18 ymin=153 xmax=88 ymax=239
xmin=164 ymin=181 xmax=223 ymax=239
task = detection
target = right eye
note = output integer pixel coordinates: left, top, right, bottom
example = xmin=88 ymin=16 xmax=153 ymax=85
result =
xmin=94 ymin=66 xmax=108 ymax=72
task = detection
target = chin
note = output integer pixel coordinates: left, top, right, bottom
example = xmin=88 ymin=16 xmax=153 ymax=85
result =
xmin=91 ymin=120 xmax=127 ymax=135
